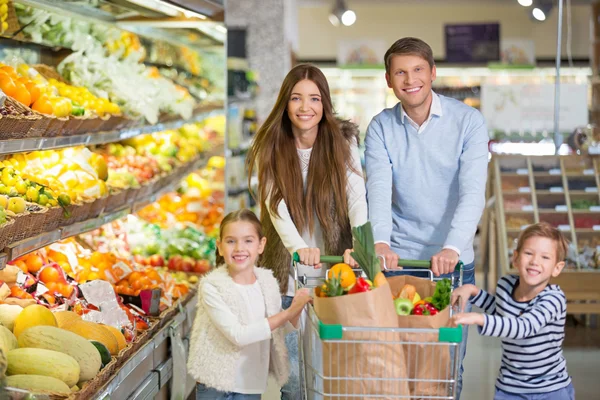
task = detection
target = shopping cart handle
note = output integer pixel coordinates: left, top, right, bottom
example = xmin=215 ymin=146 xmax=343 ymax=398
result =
xmin=292 ymin=252 xmax=463 ymax=271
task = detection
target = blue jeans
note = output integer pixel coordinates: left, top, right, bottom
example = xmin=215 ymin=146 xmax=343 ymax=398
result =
xmin=384 ymin=262 xmax=476 ymax=400
xmin=494 ymin=383 xmax=575 ymax=400
xmin=281 ymin=295 xmax=303 ymax=400
xmin=196 ymin=383 xmax=261 ymax=400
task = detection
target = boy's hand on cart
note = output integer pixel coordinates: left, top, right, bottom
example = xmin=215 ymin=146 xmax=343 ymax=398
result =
xmin=450 ymin=283 xmax=478 ymax=313
xmin=343 ymin=248 xmax=358 ymax=267
xmin=375 ymin=243 xmax=400 ymax=270
xmin=431 ymin=249 xmax=459 ymax=276
xmin=297 ymin=248 xmax=322 ymax=269
xmin=452 ymin=312 xmax=485 ymax=327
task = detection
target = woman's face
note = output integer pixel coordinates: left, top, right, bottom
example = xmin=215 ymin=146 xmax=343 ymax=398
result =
xmin=287 ymin=79 xmax=323 ymax=133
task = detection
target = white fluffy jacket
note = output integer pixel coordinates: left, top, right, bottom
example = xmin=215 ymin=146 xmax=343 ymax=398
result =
xmin=187 ymin=266 xmax=290 ymax=392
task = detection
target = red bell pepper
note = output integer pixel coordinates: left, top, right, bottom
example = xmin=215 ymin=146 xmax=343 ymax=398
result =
xmin=425 ymin=302 xmax=438 ymax=315
xmin=348 ymin=277 xmax=371 ymax=294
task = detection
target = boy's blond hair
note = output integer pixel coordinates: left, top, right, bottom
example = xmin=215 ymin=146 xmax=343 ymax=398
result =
xmin=515 ymin=222 xmax=569 ymax=262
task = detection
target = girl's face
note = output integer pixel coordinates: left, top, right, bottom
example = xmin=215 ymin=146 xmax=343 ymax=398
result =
xmin=287 ymin=79 xmax=323 ymax=133
xmin=217 ymin=221 xmax=266 ymax=274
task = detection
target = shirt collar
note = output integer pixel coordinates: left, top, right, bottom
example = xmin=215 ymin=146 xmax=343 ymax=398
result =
xmin=399 ymin=91 xmax=443 ymax=124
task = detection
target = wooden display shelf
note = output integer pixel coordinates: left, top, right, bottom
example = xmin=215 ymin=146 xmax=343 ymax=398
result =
xmin=491 ymin=154 xmax=600 ymax=315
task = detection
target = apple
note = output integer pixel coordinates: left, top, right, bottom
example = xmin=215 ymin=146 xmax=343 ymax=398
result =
xmin=193 ymin=259 xmax=211 ymax=275
xmin=181 ymin=257 xmax=195 ymax=272
xmin=149 ymin=254 xmax=165 ymax=267
xmin=134 ymin=255 xmax=145 ymax=265
xmin=394 ymin=298 xmax=414 ymax=316
xmin=168 ymin=255 xmax=182 ymax=271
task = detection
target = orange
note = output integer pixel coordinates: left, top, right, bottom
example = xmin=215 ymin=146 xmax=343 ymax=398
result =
xmin=13 ymin=260 xmax=28 ymax=273
xmin=25 ymin=82 xmax=41 ymax=104
xmin=57 ymin=260 xmax=72 ymax=274
xmin=58 ymin=283 xmax=74 ymax=298
xmin=86 ymin=271 xmax=101 ymax=281
xmin=0 ymin=65 xmax=17 ymax=77
xmin=31 ymin=95 xmax=53 ymax=115
xmin=47 ymin=249 xmax=68 ymax=264
xmin=327 ymin=263 xmax=357 ymax=289
xmin=0 ymin=76 xmax=17 ymax=97
xmin=25 ymin=254 xmax=44 ymax=274
xmin=90 ymin=251 xmax=104 ymax=266
xmin=42 ymin=293 xmax=56 ymax=305
xmin=39 ymin=266 xmax=60 ymax=283
xmin=13 ymin=83 xmax=32 ymax=107
xmin=45 ymin=281 xmax=58 ymax=294
xmin=127 ymin=271 xmax=142 ymax=284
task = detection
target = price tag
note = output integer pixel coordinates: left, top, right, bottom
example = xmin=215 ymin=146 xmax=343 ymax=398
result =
xmin=594 ymin=225 xmax=600 ymax=231
xmin=555 ymin=205 xmax=568 ymax=212
xmin=516 ymin=168 xmax=529 ymax=175
xmin=585 ymin=187 xmax=599 ymax=193
xmin=549 ymin=187 xmax=564 ymax=193
xmin=591 ymin=206 xmax=600 ymax=212
xmin=521 ymin=205 xmax=534 ymax=212
xmin=518 ymin=187 xmax=531 ymax=193
xmin=558 ymin=225 xmax=571 ymax=231
xmin=549 ymin=168 xmax=561 ymax=175
xmin=584 ymin=169 xmax=595 ymax=176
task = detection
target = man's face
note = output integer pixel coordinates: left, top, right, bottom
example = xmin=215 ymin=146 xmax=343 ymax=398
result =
xmin=385 ymin=54 xmax=436 ymax=111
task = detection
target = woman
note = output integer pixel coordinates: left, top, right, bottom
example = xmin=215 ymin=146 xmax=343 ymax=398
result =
xmin=246 ymin=64 xmax=368 ymax=399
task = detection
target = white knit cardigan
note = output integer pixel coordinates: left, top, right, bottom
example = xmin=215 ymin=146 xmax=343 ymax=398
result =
xmin=187 ymin=266 xmax=290 ymax=392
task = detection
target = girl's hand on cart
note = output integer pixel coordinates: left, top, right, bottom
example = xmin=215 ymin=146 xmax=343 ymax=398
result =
xmin=375 ymin=243 xmax=400 ymax=270
xmin=450 ymin=284 xmax=478 ymax=313
xmin=343 ymin=248 xmax=358 ymax=267
xmin=289 ymin=288 xmax=312 ymax=314
xmin=431 ymin=248 xmax=459 ymax=276
xmin=452 ymin=312 xmax=485 ymax=327
xmin=296 ymin=248 xmax=322 ymax=269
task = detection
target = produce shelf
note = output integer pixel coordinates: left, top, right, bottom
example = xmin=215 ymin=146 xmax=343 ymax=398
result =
xmin=0 ymin=104 xmax=223 ymax=155
xmin=0 ymin=149 xmax=220 ymax=268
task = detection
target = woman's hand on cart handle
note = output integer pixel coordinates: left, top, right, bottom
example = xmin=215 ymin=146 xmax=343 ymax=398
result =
xmin=450 ymin=284 xmax=479 ymax=313
xmin=342 ymin=248 xmax=358 ymax=267
xmin=431 ymin=248 xmax=460 ymax=277
xmin=375 ymin=243 xmax=400 ymax=271
xmin=295 ymin=248 xmax=322 ymax=269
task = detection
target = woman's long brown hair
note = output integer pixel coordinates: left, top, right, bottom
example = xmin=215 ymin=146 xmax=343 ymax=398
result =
xmin=247 ymin=64 xmax=355 ymax=234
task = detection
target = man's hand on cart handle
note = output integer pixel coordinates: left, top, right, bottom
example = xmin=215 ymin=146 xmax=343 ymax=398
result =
xmin=450 ymin=284 xmax=479 ymax=313
xmin=296 ymin=248 xmax=322 ymax=269
xmin=375 ymin=243 xmax=401 ymax=271
xmin=431 ymin=248 xmax=459 ymax=276
xmin=343 ymin=248 xmax=358 ymax=267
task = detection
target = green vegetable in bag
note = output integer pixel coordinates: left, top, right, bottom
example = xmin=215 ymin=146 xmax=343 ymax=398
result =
xmin=431 ymin=278 xmax=452 ymax=311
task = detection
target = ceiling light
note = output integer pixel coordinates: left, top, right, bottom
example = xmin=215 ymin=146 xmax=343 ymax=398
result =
xmin=518 ymin=0 xmax=533 ymax=6
xmin=329 ymin=0 xmax=356 ymax=27
xmin=532 ymin=7 xmax=546 ymax=21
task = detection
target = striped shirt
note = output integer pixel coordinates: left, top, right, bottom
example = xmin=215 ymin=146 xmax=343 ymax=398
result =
xmin=470 ymin=275 xmax=571 ymax=394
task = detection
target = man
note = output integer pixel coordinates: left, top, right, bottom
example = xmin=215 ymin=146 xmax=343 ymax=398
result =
xmin=364 ymin=37 xmax=489 ymax=399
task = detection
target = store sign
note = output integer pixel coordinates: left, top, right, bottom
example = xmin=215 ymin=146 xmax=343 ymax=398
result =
xmin=481 ymin=83 xmax=588 ymax=133
xmin=445 ymin=23 xmax=500 ymax=63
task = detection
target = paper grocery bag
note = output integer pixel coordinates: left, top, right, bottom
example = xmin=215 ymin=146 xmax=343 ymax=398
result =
xmin=387 ymin=276 xmax=453 ymax=399
xmin=313 ymin=284 xmax=410 ymax=399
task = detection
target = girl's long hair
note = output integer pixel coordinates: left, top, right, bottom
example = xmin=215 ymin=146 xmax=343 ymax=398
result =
xmin=247 ymin=64 xmax=355 ymax=234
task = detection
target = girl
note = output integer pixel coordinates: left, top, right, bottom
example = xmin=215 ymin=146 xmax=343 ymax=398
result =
xmin=246 ymin=64 xmax=368 ymax=399
xmin=187 ymin=209 xmax=311 ymax=400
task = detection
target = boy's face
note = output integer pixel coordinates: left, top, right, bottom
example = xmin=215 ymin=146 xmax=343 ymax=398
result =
xmin=513 ymin=236 xmax=565 ymax=288
xmin=385 ymin=54 xmax=436 ymax=111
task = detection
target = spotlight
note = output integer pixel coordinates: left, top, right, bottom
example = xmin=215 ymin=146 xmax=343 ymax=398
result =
xmin=329 ymin=0 xmax=356 ymax=27
xmin=518 ymin=0 xmax=533 ymax=6
xmin=529 ymin=0 xmax=553 ymax=22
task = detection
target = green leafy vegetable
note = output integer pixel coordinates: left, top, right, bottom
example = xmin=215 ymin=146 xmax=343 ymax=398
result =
xmin=431 ymin=278 xmax=452 ymax=311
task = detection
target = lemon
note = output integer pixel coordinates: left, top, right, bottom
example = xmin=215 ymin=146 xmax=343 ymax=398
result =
xmin=8 ymin=197 xmax=25 ymax=214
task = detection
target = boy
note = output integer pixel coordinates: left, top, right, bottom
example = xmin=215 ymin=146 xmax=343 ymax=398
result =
xmin=452 ymin=222 xmax=574 ymax=399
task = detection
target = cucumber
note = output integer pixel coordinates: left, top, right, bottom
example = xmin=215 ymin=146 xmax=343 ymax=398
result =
xmin=90 ymin=340 xmax=111 ymax=367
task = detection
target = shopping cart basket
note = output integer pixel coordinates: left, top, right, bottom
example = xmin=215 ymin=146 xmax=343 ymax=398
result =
xmin=293 ymin=253 xmax=464 ymax=400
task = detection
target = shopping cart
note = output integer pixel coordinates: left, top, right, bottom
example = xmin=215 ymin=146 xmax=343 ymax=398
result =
xmin=293 ymin=253 xmax=464 ymax=400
